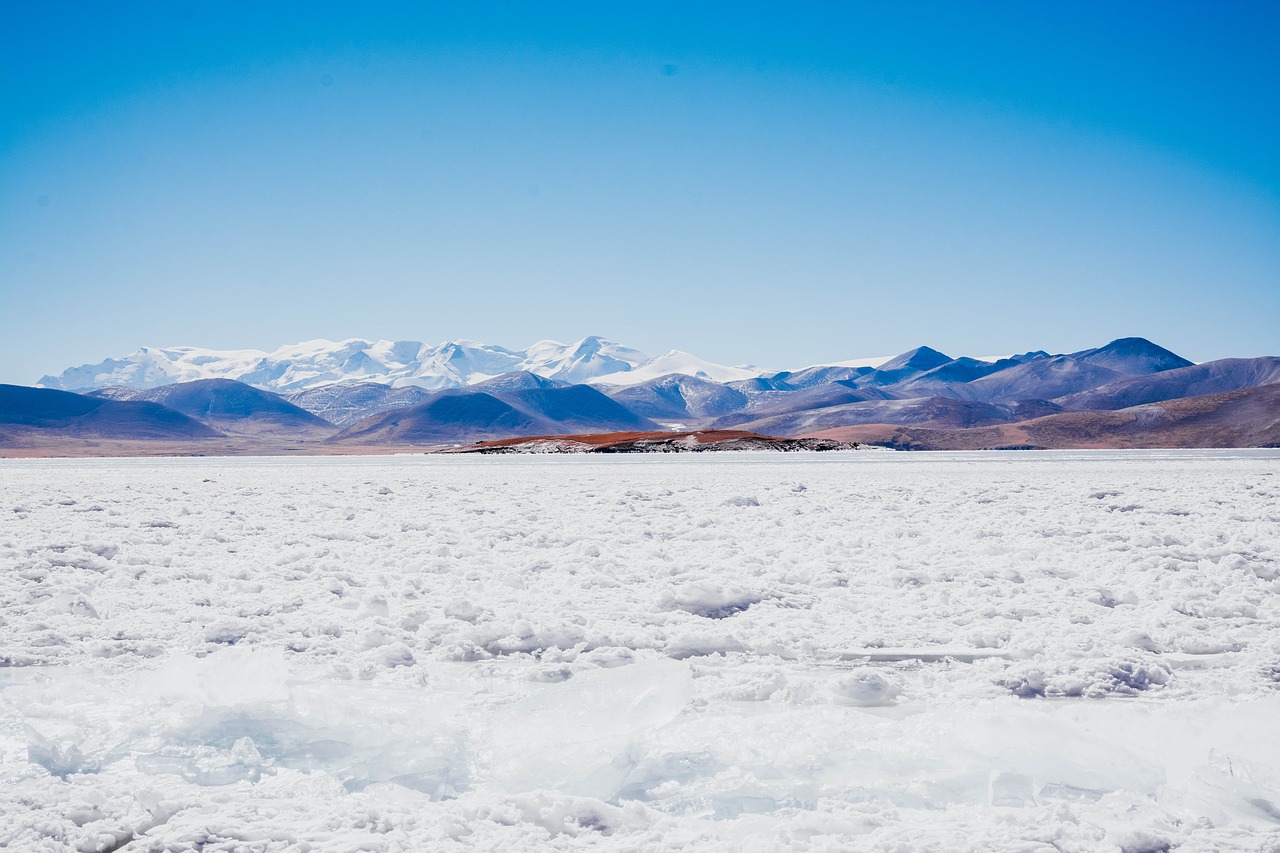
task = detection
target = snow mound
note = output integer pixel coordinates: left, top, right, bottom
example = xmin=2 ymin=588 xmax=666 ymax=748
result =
xmin=665 ymin=581 xmax=763 ymax=619
xmin=998 ymin=653 xmax=1174 ymax=698
xmin=832 ymin=668 xmax=903 ymax=706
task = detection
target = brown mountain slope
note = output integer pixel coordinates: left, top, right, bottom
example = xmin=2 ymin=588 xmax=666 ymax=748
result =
xmin=804 ymin=384 xmax=1280 ymax=450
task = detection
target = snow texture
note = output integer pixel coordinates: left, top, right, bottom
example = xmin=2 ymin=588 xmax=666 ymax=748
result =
xmin=2 ymin=450 xmax=1280 ymax=851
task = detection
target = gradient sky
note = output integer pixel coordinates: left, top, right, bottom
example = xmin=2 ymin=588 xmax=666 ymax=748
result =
xmin=2 ymin=1 xmax=1277 ymax=384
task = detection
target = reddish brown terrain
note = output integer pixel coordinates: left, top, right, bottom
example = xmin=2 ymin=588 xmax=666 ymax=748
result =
xmin=455 ymin=429 xmax=851 ymax=453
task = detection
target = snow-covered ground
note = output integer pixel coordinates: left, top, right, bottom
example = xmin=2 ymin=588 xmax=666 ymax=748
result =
xmin=2 ymin=451 xmax=1279 ymax=852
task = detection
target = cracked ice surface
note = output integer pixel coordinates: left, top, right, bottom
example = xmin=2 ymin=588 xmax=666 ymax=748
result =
xmin=2 ymin=450 xmax=1279 ymax=851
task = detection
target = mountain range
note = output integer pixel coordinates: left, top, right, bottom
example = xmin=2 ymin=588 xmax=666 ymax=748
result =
xmin=5 ymin=336 xmax=1278 ymax=453
xmin=37 ymin=336 xmax=756 ymax=392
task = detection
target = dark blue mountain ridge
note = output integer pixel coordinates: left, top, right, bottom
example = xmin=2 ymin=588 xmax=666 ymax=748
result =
xmin=876 ymin=346 xmax=954 ymax=374
xmin=712 ymin=383 xmax=900 ymax=429
xmin=0 ymin=384 xmax=219 ymax=440
xmin=732 ymin=395 xmax=1017 ymax=436
xmin=939 ymin=356 xmax=1128 ymax=404
xmin=766 ymin=365 xmax=872 ymax=390
xmin=473 ymin=371 xmax=568 ymax=393
xmin=848 ymin=346 xmax=957 ymax=388
xmin=333 ymin=383 xmax=660 ymax=445
xmin=607 ymin=374 xmax=751 ymax=421
xmin=97 ymin=378 xmax=336 ymax=436
xmin=284 ymin=382 xmax=431 ymax=428
xmin=1055 ymin=357 xmax=1280 ymax=411
xmin=729 ymin=376 xmax=798 ymax=394
xmin=334 ymin=390 xmax=556 ymax=444
xmin=1068 ymin=337 xmax=1194 ymax=376
xmin=500 ymin=384 xmax=656 ymax=433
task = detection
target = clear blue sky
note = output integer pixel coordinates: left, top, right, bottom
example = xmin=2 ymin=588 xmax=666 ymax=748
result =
xmin=2 ymin=1 xmax=1277 ymax=383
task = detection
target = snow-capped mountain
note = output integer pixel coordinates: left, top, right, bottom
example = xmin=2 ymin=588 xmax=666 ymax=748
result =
xmin=518 ymin=338 xmax=649 ymax=384
xmin=39 ymin=336 xmax=662 ymax=392
xmin=43 ymin=346 xmax=271 ymax=391
xmin=586 ymin=350 xmax=764 ymax=387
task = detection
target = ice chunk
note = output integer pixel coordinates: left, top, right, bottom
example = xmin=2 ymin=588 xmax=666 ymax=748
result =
xmin=832 ymin=668 xmax=902 ymax=707
xmin=989 ymin=771 xmax=1037 ymax=807
xmin=665 ymin=630 xmax=746 ymax=659
xmin=485 ymin=659 xmax=695 ymax=799
xmin=26 ymin=732 xmax=95 ymax=778
xmin=667 ymin=581 xmax=761 ymax=619
xmin=136 ymin=736 xmax=269 ymax=785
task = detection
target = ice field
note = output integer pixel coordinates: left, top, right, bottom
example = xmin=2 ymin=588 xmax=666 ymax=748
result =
xmin=2 ymin=450 xmax=1279 ymax=851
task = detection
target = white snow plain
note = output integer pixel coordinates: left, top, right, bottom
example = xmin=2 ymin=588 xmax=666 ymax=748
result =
xmin=2 ymin=450 xmax=1279 ymax=852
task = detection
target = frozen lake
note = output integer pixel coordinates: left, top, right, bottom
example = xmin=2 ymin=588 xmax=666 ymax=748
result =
xmin=2 ymin=450 xmax=1279 ymax=851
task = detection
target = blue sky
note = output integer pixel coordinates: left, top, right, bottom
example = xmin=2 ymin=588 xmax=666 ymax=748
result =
xmin=1 ymin=1 xmax=1277 ymax=383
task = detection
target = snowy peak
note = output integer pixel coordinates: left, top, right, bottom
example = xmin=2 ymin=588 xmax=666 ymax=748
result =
xmin=519 ymin=337 xmax=649 ymax=384
xmin=284 ymin=382 xmax=432 ymax=428
xmin=39 ymin=345 xmax=269 ymax=391
xmin=474 ymin=371 xmax=567 ymax=393
xmin=605 ymin=373 xmax=751 ymax=421
xmin=589 ymin=351 xmax=764 ymax=387
xmin=409 ymin=341 xmax=525 ymax=388
xmin=237 ymin=339 xmax=427 ymax=390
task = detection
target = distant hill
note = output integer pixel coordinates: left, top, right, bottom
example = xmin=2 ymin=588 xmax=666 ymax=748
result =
xmin=712 ymin=383 xmax=899 ymax=429
xmin=334 ymin=383 xmax=660 ymax=445
xmin=607 ymin=374 xmax=750 ymax=421
xmin=1056 ymin=357 xmax=1280 ymax=411
xmin=0 ymin=384 xmax=219 ymax=444
xmin=903 ymin=356 xmax=1006 ymax=387
xmin=1068 ymin=336 xmax=1193 ymax=376
xmin=734 ymin=396 xmax=1013 ymax=435
xmin=499 ymin=384 xmax=656 ymax=434
xmin=766 ymin=365 xmax=870 ymax=390
xmin=472 ymin=371 xmax=567 ymax=393
xmin=808 ymin=384 xmax=1280 ymax=450
xmin=101 ymin=379 xmax=337 ymax=437
xmin=943 ymin=356 xmax=1126 ymax=403
xmin=333 ymin=390 xmax=558 ymax=445
xmin=869 ymin=345 xmax=953 ymax=377
xmin=824 ymin=346 xmax=956 ymax=390
xmin=285 ymin=382 xmax=431 ymax=428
